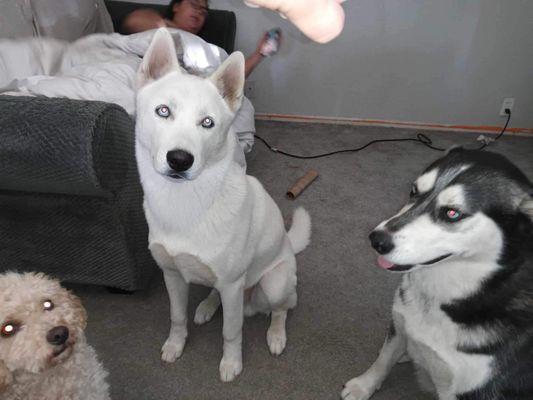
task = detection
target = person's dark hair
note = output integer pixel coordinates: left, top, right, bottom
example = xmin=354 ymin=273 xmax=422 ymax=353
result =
xmin=164 ymin=0 xmax=180 ymax=19
xmin=165 ymin=0 xmax=209 ymax=20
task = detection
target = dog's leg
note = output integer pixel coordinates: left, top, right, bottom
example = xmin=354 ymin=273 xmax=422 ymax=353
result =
xmin=150 ymin=244 xmax=190 ymax=363
xmin=194 ymin=289 xmax=221 ymax=325
xmin=267 ymin=310 xmax=288 ymax=356
xmin=342 ymin=322 xmax=407 ymax=400
xmin=218 ymin=279 xmax=245 ymax=382
xmin=244 ymin=284 xmax=269 ymax=317
xmin=161 ymin=268 xmax=189 ymax=363
xmin=259 ymin=259 xmax=297 ymax=356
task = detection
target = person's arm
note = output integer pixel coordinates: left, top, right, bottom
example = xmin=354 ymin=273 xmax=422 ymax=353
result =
xmin=244 ymin=31 xmax=281 ymax=78
xmin=122 ymin=9 xmax=170 ymax=34
xmin=244 ymin=51 xmax=264 ymax=78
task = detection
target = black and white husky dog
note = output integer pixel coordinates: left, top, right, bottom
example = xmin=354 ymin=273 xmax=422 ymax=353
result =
xmin=342 ymin=148 xmax=533 ymax=400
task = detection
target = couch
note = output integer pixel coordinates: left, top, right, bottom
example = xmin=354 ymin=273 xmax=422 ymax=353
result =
xmin=0 ymin=2 xmax=237 ymax=290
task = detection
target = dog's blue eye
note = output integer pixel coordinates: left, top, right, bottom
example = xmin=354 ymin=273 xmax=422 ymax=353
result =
xmin=43 ymin=300 xmax=54 ymax=311
xmin=1 ymin=322 xmax=19 ymax=337
xmin=155 ymin=105 xmax=170 ymax=118
xmin=201 ymin=117 xmax=214 ymax=129
xmin=445 ymin=208 xmax=461 ymax=221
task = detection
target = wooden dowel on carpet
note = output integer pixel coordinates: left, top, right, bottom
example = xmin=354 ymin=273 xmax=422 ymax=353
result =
xmin=286 ymin=170 xmax=319 ymax=200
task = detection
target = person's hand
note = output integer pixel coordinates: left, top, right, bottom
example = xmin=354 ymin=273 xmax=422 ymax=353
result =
xmin=256 ymin=30 xmax=282 ymax=57
xmin=244 ymin=0 xmax=345 ymax=44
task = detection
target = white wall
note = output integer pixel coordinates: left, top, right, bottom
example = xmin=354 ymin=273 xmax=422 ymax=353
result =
xmin=121 ymin=0 xmax=533 ymax=128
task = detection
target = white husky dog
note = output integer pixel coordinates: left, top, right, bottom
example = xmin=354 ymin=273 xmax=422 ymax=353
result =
xmin=135 ymin=29 xmax=311 ymax=382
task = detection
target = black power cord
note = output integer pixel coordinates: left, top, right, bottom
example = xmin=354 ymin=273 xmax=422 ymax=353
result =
xmin=254 ymin=110 xmax=512 ymax=159
xmin=477 ymin=108 xmax=512 ymax=150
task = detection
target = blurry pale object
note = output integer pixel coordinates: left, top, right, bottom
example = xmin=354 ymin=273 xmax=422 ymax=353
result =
xmin=244 ymin=0 xmax=345 ymax=43
xmin=0 ymin=0 xmax=113 ymax=41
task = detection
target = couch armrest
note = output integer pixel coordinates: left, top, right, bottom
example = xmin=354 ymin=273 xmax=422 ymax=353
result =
xmin=104 ymin=0 xmax=236 ymax=54
xmin=0 ymin=95 xmax=137 ymax=198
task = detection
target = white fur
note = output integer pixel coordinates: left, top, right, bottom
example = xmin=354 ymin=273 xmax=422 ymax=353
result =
xmin=436 ymin=185 xmax=466 ymax=208
xmin=2 ymin=339 xmax=110 ymax=400
xmin=343 ymin=264 xmax=501 ymax=400
xmin=416 ymin=168 xmax=439 ymax=194
xmin=387 ymin=211 xmax=502 ymax=269
xmin=136 ymin=29 xmax=311 ymax=382
xmin=394 ymin=265 xmax=496 ymax=396
xmin=0 ymin=272 xmax=109 ymax=400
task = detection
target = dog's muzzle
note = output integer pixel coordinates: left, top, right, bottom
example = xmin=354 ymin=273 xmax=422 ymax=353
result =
xmin=47 ymin=325 xmax=73 ymax=362
xmin=369 ymin=229 xmax=452 ymax=272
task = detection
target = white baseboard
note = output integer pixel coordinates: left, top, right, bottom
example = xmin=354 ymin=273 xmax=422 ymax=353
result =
xmin=255 ymin=113 xmax=533 ymax=137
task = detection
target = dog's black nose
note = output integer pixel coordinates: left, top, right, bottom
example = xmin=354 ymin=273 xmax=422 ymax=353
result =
xmin=369 ymin=230 xmax=394 ymax=254
xmin=166 ymin=150 xmax=194 ymax=172
xmin=46 ymin=326 xmax=69 ymax=345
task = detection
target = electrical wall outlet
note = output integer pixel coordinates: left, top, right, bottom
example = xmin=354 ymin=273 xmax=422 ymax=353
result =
xmin=500 ymin=97 xmax=515 ymax=116
xmin=244 ymin=81 xmax=256 ymax=99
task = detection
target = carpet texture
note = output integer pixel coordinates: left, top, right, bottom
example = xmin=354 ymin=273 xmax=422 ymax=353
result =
xmin=72 ymin=121 xmax=533 ymax=400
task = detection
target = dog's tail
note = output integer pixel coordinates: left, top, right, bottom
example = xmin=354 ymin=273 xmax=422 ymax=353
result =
xmin=288 ymin=207 xmax=311 ymax=254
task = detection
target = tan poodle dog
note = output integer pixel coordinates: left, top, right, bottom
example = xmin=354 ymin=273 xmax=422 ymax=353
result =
xmin=0 ymin=272 xmax=110 ymax=400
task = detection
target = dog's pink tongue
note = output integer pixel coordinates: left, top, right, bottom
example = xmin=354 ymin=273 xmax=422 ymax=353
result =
xmin=377 ymin=256 xmax=396 ymax=269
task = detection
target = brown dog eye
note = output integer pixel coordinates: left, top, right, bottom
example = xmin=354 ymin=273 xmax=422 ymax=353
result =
xmin=1 ymin=322 xmax=19 ymax=337
xmin=43 ymin=300 xmax=54 ymax=311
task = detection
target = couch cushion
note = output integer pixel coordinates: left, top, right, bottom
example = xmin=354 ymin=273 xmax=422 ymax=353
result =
xmin=0 ymin=95 xmax=135 ymax=197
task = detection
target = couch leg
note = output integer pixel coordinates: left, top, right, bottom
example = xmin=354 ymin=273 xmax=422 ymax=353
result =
xmin=106 ymin=286 xmax=135 ymax=295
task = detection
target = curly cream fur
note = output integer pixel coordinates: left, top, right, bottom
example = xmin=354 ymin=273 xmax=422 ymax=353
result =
xmin=0 ymin=272 xmax=109 ymax=400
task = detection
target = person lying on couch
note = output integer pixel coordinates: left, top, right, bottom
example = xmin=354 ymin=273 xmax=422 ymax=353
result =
xmin=122 ymin=0 xmax=280 ymax=78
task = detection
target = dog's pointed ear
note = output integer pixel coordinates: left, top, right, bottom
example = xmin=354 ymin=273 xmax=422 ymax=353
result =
xmin=0 ymin=361 xmax=13 ymax=392
xmin=208 ymin=52 xmax=245 ymax=113
xmin=137 ymin=28 xmax=180 ymax=89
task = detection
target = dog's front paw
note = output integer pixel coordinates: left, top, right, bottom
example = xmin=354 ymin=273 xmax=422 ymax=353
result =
xmin=341 ymin=377 xmax=373 ymax=400
xmin=161 ymin=338 xmax=185 ymax=363
xmin=219 ymin=356 xmax=242 ymax=382
xmin=267 ymin=326 xmax=287 ymax=356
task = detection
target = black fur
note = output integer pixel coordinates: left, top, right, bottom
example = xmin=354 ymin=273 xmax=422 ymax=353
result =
xmin=383 ymin=149 xmax=533 ymax=399
xmin=398 ymin=286 xmax=406 ymax=304
xmin=428 ymin=150 xmax=533 ymax=400
xmin=443 ymin=209 xmax=533 ymax=400
xmin=387 ymin=149 xmax=532 ymax=235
